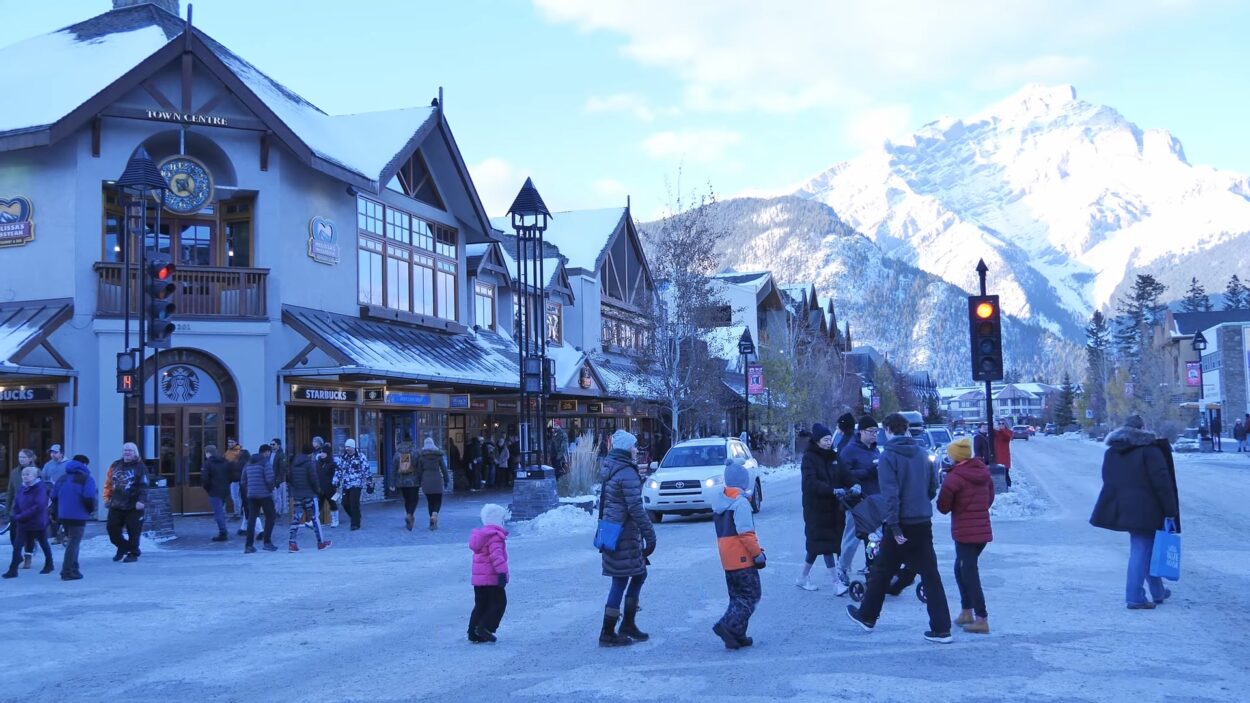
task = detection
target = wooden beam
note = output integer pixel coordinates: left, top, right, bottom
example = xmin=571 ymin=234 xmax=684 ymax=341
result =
xmin=194 ymin=86 xmax=230 ymax=115
xmin=143 ymin=80 xmax=178 ymax=112
xmin=91 ymin=117 xmax=101 ymax=157
xmin=181 ymin=52 xmax=193 ymax=113
xmin=260 ymin=131 xmax=270 ymax=171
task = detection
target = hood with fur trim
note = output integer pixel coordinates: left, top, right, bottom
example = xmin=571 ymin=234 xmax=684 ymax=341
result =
xmin=1105 ymin=426 xmax=1158 ymax=452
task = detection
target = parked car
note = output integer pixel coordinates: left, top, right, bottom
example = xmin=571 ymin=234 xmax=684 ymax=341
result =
xmin=1012 ymin=425 xmax=1030 ymax=440
xmin=642 ymin=437 xmax=761 ymax=522
xmin=1043 ymin=422 xmax=1057 ymax=435
xmin=1173 ymin=428 xmax=1201 ymax=453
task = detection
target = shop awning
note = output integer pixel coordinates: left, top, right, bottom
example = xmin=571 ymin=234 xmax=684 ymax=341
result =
xmin=0 ymin=298 xmax=74 ymax=375
xmin=282 ymin=305 xmax=519 ymax=390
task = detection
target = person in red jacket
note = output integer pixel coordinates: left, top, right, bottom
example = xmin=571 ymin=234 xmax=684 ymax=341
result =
xmin=994 ymin=419 xmax=1014 ymax=487
xmin=937 ymin=437 xmax=994 ymax=634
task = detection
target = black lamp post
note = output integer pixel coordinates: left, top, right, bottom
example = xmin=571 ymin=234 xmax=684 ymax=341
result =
xmin=505 ymin=180 xmax=555 ymax=517
xmin=738 ymin=328 xmax=755 ymax=441
xmin=1192 ymin=330 xmax=1208 ymax=429
xmin=116 ymin=146 xmax=169 ymax=455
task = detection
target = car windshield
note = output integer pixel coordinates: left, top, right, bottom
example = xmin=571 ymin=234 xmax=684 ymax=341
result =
xmin=928 ymin=429 xmax=953 ymax=444
xmin=911 ymin=432 xmax=932 ymax=449
xmin=660 ymin=444 xmax=726 ymax=469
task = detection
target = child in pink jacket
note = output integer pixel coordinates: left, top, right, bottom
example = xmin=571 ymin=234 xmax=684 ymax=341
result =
xmin=468 ymin=503 xmax=509 ymax=643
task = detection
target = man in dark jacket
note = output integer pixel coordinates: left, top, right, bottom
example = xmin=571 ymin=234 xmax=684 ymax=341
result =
xmin=240 ymin=445 xmax=277 ymax=553
xmin=1210 ymin=415 xmax=1222 ymax=451
xmin=201 ymin=445 xmax=233 ymax=542
xmin=52 ymin=459 xmax=96 ymax=580
xmin=270 ymin=438 xmax=288 ymax=513
xmin=287 ymin=444 xmax=329 ymax=552
xmin=973 ymin=422 xmax=990 ymax=463
xmin=104 ymin=442 xmax=148 ymax=563
xmin=837 ymin=415 xmax=880 ymax=587
xmin=797 ymin=423 xmax=854 ymax=594
xmin=1090 ymin=415 xmax=1180 ymax=609
xmin=847 ymin=413 xmax=952 ymax=643
xmin=312 ymin=437 xmax=338 ymax=528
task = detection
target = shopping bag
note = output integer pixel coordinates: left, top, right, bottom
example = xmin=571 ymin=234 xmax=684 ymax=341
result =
xmin=1149 ymin=518 xmax=1181 ymax=581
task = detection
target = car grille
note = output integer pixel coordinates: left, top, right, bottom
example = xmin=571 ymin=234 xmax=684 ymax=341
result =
xmin=659 ymin=480 xmax=703 ymax=490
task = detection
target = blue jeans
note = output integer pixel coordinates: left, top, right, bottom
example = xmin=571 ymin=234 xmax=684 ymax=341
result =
xmin=1127 ymin=530 xmax=1166 ymax=605
xmin=605 ymin=574 xmax=646 ymax=612
xmin=209 ymin=496 xmax=228 ymax=533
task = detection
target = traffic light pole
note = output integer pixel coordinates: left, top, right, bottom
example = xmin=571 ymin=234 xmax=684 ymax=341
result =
xmin=977 ymin=260 xmax=996 ymax=467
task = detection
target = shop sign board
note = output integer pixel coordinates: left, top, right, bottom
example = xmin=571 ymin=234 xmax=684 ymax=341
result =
xmin=293 ymin=386 xmax=357 ymax=403
xmin=450 ymin=394 xmax=470 ymax=409
xmin=0 ymin=196 xmax=35 ymax=247
xmin=308 ymin=216 xmax=340 ymax=265
xmin=0 ymin=386 xmax=56 ymax=403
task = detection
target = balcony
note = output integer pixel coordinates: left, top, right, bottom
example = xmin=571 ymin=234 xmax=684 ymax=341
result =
xmin=95 ymin=262 xmax=269 ymax=319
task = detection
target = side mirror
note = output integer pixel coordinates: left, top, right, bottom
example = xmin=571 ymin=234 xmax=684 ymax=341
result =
xmin=648 ymin=461 xmax=659 ymax=470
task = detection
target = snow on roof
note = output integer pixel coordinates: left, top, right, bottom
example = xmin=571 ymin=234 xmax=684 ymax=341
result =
xmin=0 ymin=23 xmax=173 ymax=134
xmin=497 ymin=247 xmax=562 ymax=289
xmin=546 ymin=343 xmax=586 ymax=389
xmin=0 ymin=299 xmax=73 ymax=366
xmin=714 ymin=270 xmax=772 ymax=290
xmin=492 ymin=207 xmax=626 ymax=272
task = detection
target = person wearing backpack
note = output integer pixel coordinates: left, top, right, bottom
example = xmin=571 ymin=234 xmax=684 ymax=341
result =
xmin=52 ymin=459 xmax=96 ymax=580
xmin=418 ymin=437 xmax=452 ymax=531
xmin=392 ymin=433 xmax=419 ymax=531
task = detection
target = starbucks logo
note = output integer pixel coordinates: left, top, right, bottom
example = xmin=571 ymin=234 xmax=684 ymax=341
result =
xmin=161 ymin=365 xmax=201 ymax=402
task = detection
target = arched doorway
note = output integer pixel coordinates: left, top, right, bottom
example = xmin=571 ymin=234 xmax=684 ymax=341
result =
xmin=130 ymin=349 xmax=238 ymax=514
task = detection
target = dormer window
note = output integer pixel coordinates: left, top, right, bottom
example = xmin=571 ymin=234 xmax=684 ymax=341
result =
xmin=357 ymin=196 xmax=458 ymax=321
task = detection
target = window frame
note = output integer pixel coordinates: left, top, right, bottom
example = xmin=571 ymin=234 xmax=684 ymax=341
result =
xmin=474 ymin=281 xmax=496 ymax=330
xmin=356 ymin=196 xmax=459 ymax=321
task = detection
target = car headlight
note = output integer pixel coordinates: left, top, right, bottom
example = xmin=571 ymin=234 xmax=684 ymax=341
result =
xmin=648 ymin=479 xmax=659 ymax=490
xmin=704 ymin=476 xmax=724 ymax=488
xmin=928 ymin=452 xmax=937 ymax=463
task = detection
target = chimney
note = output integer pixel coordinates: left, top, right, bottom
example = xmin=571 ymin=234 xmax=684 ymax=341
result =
xmin=113 ymin=0 xmax=181 ymax=16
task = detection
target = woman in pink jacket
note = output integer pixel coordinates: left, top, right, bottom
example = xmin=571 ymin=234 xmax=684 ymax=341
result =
xmin=468 ymin=503 xmax=509 ymax=643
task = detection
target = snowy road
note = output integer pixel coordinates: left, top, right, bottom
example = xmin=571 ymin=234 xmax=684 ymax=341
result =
xmin=1 ymin=439 xmax=1248 ymax=702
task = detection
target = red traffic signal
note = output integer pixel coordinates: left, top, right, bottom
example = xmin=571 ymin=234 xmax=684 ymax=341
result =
xmin=145 ymin=258 xmax=177 ymax=348
xmin=968 ymin=295 xmax=1003 ymax=382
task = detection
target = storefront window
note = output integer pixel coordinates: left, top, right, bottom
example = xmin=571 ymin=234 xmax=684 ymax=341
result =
xmin=475 ymin=282 xmax=495 ymax=330
xmin=359 ymin=410 xmax=382 ymax=475
xmin=331 ymin=408 xmax=355 ymax=454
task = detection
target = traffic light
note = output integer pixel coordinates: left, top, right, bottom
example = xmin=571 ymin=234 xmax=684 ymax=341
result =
xmin=968 ymin=294 xmax=1003 ymax=382
xmin=145 ymin=258 xmax=177 ymax=348
xmin=116 ymin=351 xmax=138 ymax=395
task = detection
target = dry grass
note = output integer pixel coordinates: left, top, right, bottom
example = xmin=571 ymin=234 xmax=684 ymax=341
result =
xmin=559 ymin=432 xmax=601 ymax=497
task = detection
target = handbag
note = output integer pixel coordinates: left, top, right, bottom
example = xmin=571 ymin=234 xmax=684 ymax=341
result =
xmin=593 ymin=467 xmax=626 ymax=551
xmin=1149 ymin=518 xmax=1181 ymax=581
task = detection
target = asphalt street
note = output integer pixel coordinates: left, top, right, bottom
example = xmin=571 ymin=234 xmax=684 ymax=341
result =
xmin=0 ymin=437 xmax=1247 ymax=703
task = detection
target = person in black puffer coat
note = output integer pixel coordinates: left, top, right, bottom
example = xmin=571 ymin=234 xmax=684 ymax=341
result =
xmin=597 ymin=429 xmax=656 ymax=648
xmin=1090 ymin=415 xmax=1181 ymax=609
xmin=201 ymin=445 xmax=233 ymax=542
xmin=287 ymin=444 xmax=328 ymax=551
xmin=797 ymin=423 xmax=854 ymax=594
xmin=312 ymin=437 xmax=339 ymax=528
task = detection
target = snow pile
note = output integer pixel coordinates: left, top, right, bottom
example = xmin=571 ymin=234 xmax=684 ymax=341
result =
xmin=990 ymin=470 xmax=1050 ymax=520
xmin=513 ymin=504 xmax=595 ymax=537
xmin=760 ymin=463 xmax=800 ymax=483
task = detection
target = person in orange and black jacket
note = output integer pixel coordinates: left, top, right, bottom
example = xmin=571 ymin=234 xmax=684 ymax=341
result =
xmin=710 ymin=457 xmax=766 ymax=650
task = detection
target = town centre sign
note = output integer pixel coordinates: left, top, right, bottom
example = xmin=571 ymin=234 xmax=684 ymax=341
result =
xmin=144 ymin=109 xmax=230 ymax=127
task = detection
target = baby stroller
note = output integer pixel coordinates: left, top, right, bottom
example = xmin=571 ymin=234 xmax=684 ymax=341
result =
xmin=840 ymin=492 xmax=926 ymax=604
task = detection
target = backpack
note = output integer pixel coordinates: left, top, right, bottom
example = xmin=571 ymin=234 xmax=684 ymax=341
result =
xmin=397 ymin=451 xmax=414 ymax=475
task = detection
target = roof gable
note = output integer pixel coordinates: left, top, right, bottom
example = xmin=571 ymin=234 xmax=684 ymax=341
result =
xmin=494 ymin=207 xmax=627 ymax=273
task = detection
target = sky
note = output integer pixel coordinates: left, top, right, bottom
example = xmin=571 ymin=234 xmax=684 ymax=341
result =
xmin=2 ymin=0 xmax=1248 ymax=220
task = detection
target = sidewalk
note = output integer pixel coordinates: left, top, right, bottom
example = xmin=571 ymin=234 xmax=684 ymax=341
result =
xmin=158 ymin=487 xmax=516 ymax=552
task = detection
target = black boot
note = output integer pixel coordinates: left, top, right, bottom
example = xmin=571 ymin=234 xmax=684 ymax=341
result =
xmin=620 ymin=597 xmax=649 ymax=641
xmin=599 ymin=609 xmax=633 ymax=647
xmin=211 ymin=532 xmax=228 ymax=542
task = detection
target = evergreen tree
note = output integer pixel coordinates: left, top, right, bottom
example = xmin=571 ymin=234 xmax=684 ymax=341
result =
xmin=1054 ymin=371 xmax=1076 ymax=428
xmin=1114 ymin=274 xmax=1167 ymax=366
xmin=1084 ymin=311 xmax=1111 ymax=424
xmin=925 ymin=393 xmax=943 ymax=424
xmin=1224 ymin=274 xmax=1249 ymax=310
xmin=1180 ymin=277 xmax=1212 ymax=313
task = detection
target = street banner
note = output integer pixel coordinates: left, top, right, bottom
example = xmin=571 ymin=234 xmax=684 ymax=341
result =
xmin=747 ymin=363 xmax=765 ymax=395
xmin=1185 ymin=361 xmax=1201 ymax=387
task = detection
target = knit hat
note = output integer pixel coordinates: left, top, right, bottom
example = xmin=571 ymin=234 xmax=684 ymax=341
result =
xmin=811 ymin=423 xmax=832 ymax=443
xmin=947 ymin=436 xmax=973 ymax=463
xmin=857 ymin=415 xmax=878 ymax=431
xmin=480 ymin=503 xmax=508 ymax=527
xmin=50 ymin=444 xmax=62 ymax=453
xmin=837 ymin=413 xmax=856 ymax=433
xmin=344 ymin=438 xmax=356 ymax=449
xmin=422 ymin=437 xmax=437 ymax=450
xmin=724 ymin=457 xmax=751 ymax=490
xmin=611 ymin=429 xmax=637 ymax=451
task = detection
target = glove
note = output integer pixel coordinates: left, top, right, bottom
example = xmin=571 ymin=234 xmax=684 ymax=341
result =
xmin=851 ymin=484 xmax=862 ymax=496
xmin=642 ymin=539 xmax=656 ymax=557
xmin=753 ymin=552 xmax=767 ymax=570
xmin=498 ymin=573 xmax=509 ymax=587
xmin=366 ymin=483 xmax=375 ymax=495
xmin=832 ymin=488 xmax=847 ymax=499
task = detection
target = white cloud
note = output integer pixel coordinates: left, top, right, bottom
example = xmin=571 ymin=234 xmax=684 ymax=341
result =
xmin=845 ymin=105 xmax=914 ymax=150
xmin=642 ymin=129 xmax=743 ymax=163
xmin=584 ymin=93 xmax=657 ymax=122
xmin=535 ymin=0 xmax=1197 ymax=116
xmin=977 ymin=55 xmax=1092 ymax=91
xmin=469 ymin=157 xmax=524 ymax=218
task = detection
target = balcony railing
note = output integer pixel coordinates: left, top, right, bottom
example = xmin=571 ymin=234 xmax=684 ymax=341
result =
xmin=95 ymin=262 xmax=269 ymax=319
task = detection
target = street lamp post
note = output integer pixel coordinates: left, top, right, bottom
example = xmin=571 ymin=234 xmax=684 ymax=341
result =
xmin=738 ymin=328 xmax=755 ymax=441
xmin=1192 ymin=330 xmax=1208 ymax=432
xmin=115 ymin=147 xmax=169 ymax=456
xmin=506 ymin=178 xmax=558 ymax=520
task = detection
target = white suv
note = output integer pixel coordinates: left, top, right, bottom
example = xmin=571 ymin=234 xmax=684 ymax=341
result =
xmin=641 ymin=437 xmax=761 ymax=522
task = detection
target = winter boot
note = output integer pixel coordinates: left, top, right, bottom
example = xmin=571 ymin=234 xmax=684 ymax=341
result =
xmin=330 ymin=510 xmax=340 ymax=528
xmin=475 ymin=627 xmax=497 ymax=643
xmin=963 ymin=617 xmax=990 ymax=634
xmin=430 ymin=513 xmax=439 ymax=531
xmin=712 ymin=622 xmax=742 ymax=650
xmin=598 ymin=609 xmax=633 ymax=647
xmin=40 ymin=561 xmax=54 ymax=574
xmin=211 ymin=532 xmax=228 ymax=542
xmin=22 ymin=554 xmax=31 ymax=570
xmin=2 ymin=568 xmax=16 ymax=579
xmin=405 ymin=513 xmax=414 ymax=531
xmin=620 ymin=597 xmax=649 ymax=641
xmin=954 ymin=609 xmax=975 ymax=627
xmin=288 ymin=541 xmax=300 ymax=552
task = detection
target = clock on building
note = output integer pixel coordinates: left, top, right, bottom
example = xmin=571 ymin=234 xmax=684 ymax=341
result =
xmin=157 ymin=156 xmax=214 ymax=213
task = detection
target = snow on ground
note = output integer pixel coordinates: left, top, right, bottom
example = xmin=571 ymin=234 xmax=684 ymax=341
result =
xmin=513 ymin=504 xmax=595 ymax=537
xmin=989 ymin=467 xmax=1052 ymax=520
xmin=759 ymin=462 xmax=799 ymax=482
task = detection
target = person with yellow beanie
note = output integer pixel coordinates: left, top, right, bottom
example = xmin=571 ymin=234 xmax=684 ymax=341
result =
xmin=937 ymin=436 xmax=994 ymax=634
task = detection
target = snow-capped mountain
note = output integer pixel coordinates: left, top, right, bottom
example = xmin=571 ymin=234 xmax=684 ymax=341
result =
xmin=797 ymin=84 xmax=1250 ymax=337
xmin=644 ymin=197 xmax=1082 ymax=384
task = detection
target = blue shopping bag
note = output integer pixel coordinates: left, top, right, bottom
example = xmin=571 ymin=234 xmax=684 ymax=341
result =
xmin=1149 ymin=518 xmax=1181 ymax=581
